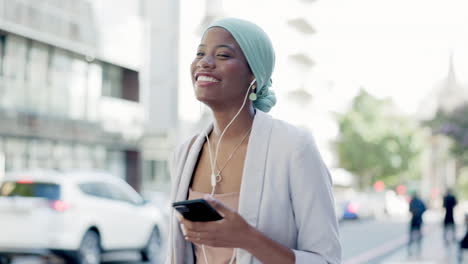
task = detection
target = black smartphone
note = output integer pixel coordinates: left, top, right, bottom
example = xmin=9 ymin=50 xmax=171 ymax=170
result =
xmin=172 ymin=198 xmax=223 ymax=222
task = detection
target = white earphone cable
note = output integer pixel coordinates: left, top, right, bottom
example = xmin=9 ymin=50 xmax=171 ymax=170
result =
xmin=200 ymin=79 xmax=255 ymax=264
xmin=204 ymin=79 xmax=255 ymax=195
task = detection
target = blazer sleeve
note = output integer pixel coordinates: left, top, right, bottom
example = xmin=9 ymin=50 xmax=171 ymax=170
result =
xmin=289 ymin=132 xmax=341 ymax=264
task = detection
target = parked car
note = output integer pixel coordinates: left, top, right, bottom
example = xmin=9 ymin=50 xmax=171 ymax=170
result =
xmin=340 ymin=192 xmax=376 ymax=220
xmin=0 ymin=169 xmax=166 ymax=264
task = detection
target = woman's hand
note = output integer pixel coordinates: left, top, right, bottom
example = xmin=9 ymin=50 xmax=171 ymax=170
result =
xmin=177 ymin=194 xmax=253 ymax=248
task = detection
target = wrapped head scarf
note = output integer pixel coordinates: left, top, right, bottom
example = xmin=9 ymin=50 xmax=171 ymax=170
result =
xmin=205 ymin=18 xmax=277 ymax=112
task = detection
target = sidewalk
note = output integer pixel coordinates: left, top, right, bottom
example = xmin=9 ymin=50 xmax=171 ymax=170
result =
xmin=381 ymin=223 xmax=464 ymax=264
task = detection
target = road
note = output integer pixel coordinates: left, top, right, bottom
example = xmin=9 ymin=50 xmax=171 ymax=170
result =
xmin=8 ymin=252 xmax=153 ymax=264
xmin=8 ymin=217 xmax=427 ymax=264
xmin=340 ymin=217 xmax=409 ymax=263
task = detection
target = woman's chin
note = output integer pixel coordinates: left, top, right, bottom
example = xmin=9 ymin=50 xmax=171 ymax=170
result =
xmin=195 ymin=95 xmax=216 ymax=105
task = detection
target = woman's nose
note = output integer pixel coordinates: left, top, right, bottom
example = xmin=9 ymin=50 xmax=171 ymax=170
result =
xmin=197 ymin=55 xmax=215 ymax=68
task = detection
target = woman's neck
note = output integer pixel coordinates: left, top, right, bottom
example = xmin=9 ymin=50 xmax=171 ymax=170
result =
xmin=210 ymin=106 xmax=255 ymax=140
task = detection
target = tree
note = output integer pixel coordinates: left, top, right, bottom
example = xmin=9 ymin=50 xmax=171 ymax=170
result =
xmin=334 ymin=89 xmax=422 ymax=189
xmin=426 ymin=103 xmax=468 ymax=166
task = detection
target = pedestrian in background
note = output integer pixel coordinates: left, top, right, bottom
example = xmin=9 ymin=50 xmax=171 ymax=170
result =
xmin=408 ymin=192 xmax=426 ymax=257
xmin=443 ymin=188 xmax=457 ymax=245
xmin=458 ymin=214 xmax=468 ymax=262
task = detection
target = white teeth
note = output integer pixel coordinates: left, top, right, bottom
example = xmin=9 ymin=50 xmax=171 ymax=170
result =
xmin=197 ymin=75 xmax=219 ymax=82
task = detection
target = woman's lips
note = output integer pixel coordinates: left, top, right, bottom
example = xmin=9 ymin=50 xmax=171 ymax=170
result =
xmin=195 ymin=74 xmax=221 ymax=87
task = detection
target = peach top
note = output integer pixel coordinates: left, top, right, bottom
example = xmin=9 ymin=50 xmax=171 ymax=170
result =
xmin=188 ymin=188 xmax=240 ymax=264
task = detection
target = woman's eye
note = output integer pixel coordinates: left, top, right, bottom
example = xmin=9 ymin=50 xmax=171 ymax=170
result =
xmin=196 ymin=51 xmax=204 ymax=57
xmin=217 ymin=54 xmax=230 ymax=58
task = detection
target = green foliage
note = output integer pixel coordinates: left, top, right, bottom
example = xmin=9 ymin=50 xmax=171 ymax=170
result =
xmin=334 ymin=89 xmax=422 ymax=189
xmin=426 ymin=104 xmax=468 ymax=166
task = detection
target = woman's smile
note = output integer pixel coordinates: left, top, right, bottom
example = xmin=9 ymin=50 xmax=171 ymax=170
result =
xmin=195 ymin=73 xmax=221 ymax=88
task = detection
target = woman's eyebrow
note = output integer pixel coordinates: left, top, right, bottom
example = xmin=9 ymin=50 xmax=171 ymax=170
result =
xmin=198 ymin=44 xmax=236 ymax=53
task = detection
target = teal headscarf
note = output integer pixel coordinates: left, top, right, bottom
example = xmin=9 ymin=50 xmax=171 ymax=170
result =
xmin=205 ymin=18 xmax=277 ymax=112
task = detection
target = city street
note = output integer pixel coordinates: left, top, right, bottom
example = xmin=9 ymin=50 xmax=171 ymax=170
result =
xmin=8 ymin=211 xmax=467 ymax=264
xmin=6 ymin=217 xmax=417 ymax=264
xmin=9 ymin=252 xmax=150 ymax=264
xmin=341 ymin=217 xmax=409 ymax=263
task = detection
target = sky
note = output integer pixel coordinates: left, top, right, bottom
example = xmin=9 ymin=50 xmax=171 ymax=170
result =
xmin=178 ymin=0 xmax=468 ymax=122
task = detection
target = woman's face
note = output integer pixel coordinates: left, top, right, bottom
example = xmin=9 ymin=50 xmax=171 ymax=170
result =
xmin=191 ymin=27 xmax=254 ymax=108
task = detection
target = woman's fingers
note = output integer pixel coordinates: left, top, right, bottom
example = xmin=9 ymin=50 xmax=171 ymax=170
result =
xmin=204 ymin=194 xmax=233 ymax=218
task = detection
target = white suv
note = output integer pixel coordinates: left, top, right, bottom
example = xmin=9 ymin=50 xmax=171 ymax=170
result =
xmin=0 ymin=170 xmax=165 ymax=264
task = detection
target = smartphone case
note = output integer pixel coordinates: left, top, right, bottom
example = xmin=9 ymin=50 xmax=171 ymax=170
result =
xmin=173 ymin=198 xmax=223 ymax=222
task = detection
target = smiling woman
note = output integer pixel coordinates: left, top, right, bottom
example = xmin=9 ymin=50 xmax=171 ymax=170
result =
xmin=167 ymin=18 xmax=341 ymax=264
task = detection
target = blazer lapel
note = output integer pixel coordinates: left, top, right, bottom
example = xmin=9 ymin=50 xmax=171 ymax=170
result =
xmin=237 ymin=111 xmax=274 ymax=263
xmin=175 ymin=124 xmax=213 ymax=202
xmin=173 ymin=125 xmax=212 ymax=264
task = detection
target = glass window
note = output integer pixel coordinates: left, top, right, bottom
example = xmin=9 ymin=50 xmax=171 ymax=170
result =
xmin=102 ymin=63 xmax=122 ymax=98
xmin=0 ymin=182 xmax=60 ymax=200
xmin=28 ymin=140 xmax=53 ymax=169
xmin=69 ymin=57 xmax=88 ymax=120
xmin=106 ymin=183 xmax=133 ymax=203
xmin=26 ymin=41 xmax=49 ymax=113
xmin=52 ymin=143 xmax=73 ymax=169
xmin=105 ymin=182 xmax=142 ymax=205
xmin=0 ymin=34 xmax=5 ymax=76
xmin=145 ymin=160 xmax=169 ymax=184
xmin=49 ymin=48 xmax=71 ymax=117
xmin=2 ymin=35 xmax=28 ymax=109
xmin=79 ymin=182 xmax=113 ymax=200
xmin=86 ymin=63 xmax=102 ymax=121
xmin=107 ymin=150 xmax=125 ymax=180
xmin=0 ymin=34 xmax=5 ymax=105
xmin=5 ymin=138 xmax=27 ymax=171
xmin=73 ymin=144 xmax=92 ymax=169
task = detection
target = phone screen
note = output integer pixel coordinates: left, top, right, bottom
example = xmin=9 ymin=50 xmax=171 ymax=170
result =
xmin=172 ymin=199 xmax=223 ymax=222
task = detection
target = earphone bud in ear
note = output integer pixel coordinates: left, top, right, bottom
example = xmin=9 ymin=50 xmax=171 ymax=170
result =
xmin=249 ymin=79 xmax=257 ymax=101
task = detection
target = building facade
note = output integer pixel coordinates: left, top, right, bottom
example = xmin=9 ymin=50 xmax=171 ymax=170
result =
xmin=418 ymin=54 xmax=468 ymax=204
xmin=138 ymin=0 xmax=180 ymax=193
xmin=0 ymin=0 xmax=145 ymax=191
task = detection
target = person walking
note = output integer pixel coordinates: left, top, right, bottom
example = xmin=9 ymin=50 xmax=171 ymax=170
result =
xmin=443 ymin=189 xmax=458 ymax=245
xmin=408 ymin=192 xmax=426 ymax=257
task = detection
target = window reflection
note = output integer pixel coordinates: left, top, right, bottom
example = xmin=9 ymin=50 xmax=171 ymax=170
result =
xmin=69 ymin=57 xmax=88 ymax=120
xmin=27 ymin=41 xmax=49 ymax=113
xmin=87 ymin=63 xmax=102 ymax=121
xmin=3 ymin=35 xmax=27 ymax=109
xmin=102 ymin=63 xmax=123 ymax=98
xmin=50 ymin=48 xmax=71 ymax=117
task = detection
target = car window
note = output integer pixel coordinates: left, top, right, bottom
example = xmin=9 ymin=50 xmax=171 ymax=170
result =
xmin=105 ymin=183 xmax=142 ymax=205
xmin=0 ymin=181 xmax=60 ymax=200
xmin=78 ymin=182 xmax=112 ymax=199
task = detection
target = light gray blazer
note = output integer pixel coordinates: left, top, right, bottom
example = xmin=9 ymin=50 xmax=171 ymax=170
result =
xmin=166 ymin=111 xmax=341 ymax=264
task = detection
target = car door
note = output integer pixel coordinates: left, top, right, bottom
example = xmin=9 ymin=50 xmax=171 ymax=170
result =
xmin=105 ymin=182 xmax=152 ymax=249
xmin=78 ymin=182 xmax=125 ymax=250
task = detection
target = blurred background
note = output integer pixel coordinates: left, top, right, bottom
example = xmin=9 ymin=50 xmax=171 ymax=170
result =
xmin=1 ymin=0 xmax=468 ymax=263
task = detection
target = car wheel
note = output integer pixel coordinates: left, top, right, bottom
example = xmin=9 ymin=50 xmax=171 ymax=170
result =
xmin=0 ymin=255 xmax=11 ymax=264
xmin=72 ymin=230 xmax=101 ymax=264
xmin=141 ymin=227 xmax=161 ymax=262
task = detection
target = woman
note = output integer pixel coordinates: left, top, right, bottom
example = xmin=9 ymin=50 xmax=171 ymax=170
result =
xmin=167 ymin=18 xmax=341 ymax=264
